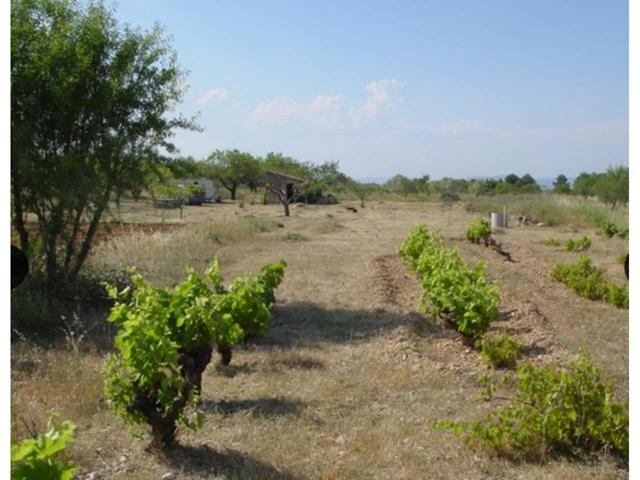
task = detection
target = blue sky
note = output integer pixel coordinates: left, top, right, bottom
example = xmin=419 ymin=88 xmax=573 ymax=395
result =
xmin=113 ymin=0 xmax=628 ymax=180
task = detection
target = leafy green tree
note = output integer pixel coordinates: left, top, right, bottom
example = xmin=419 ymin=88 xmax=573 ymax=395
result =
xmin=572 ymin=172 xmax=599 ymax=198
xmin=263 ymin=152 xmax=313 ymax=178
xmin=166 ymin=156 xmax=206 ymax=178
xmin=504 ymin=173 xmax=520 ymax=186
xmin=384 ymin=174 xmax=430 ymax=196
xmin=353 ymin=183 xmax=376 ymax=207
xmin=553 ymin=174 xmax=571 ymax=194
xmin=430 ymin=177 xmax=469 ymax=194
xmin=11 ymin=0 xmax=196 ymax=287
xmin=594 ymin=166 xmax=628 ymax=209
xmin=516 ymin=174 xmax=541 ymax=193
xmin=206 ymin=150 xmax=261 ymax=200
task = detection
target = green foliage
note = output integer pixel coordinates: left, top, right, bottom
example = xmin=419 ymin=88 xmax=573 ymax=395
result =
xmin=553 ymin=174 xmax=571 ymax=194
xmin=465 ymin=218 xmax=492 ymax=243
xmin=441 ymin=354 xmax=628 ymax=461
xmin=600 ymin=220 xmax=628 ymax=239
xmin=564 ymin=236 xmax=591 ymax=252
xmin=217 ymin=260 xmax=287 ymax=340
xmin=477 ymin=331 xmax=522 ymax=369
xmin=616 ymin=252 xmax=628 ymax=265
xmin=383 ymin=174 xmax=430 ymax=196
xmin=572 ymin=172 xmax=599 ymax=198
xmin=542 ymin=238 xmax=561 ymax=246
xmin=102 ymin=258 xmax=286 ymax=445
xmin=207 ymin=149 xmax=264 ymax=200
xmin=399 ymin=225 xmax=500 ymax=337
xmin=11 ymin=417 xmax=79 ymax=480
xmin=593 ymin=166 xmax=628 ymax=209
xmin=551 ymin=255 xmax=628 ymax=309
xmin=11 ymin=0 xmax=197 ymax=286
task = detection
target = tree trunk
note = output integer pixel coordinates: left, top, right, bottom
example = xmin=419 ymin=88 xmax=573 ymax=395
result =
xmin=216 ymin=344 xmax=232 ymax=365
xmin=283 ymin=201 xmax=290 ymax=217
xmin=230 ymin=184 xmax=237 ymax=200
xmin=131 ymin=344 xmax=213 ymax=449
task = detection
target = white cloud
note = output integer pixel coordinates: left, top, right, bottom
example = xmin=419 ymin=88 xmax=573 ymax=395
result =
xmin=197 ymin=88 xmax=230 ymax=105
xmin=357 ymin=79 xmax=405 ymax=119
xmin=246 ymin=79 xmax=404 ymax=127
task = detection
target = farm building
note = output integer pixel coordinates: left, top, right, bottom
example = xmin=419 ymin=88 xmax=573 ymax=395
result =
xmin=265 ymin=171 xmax=308 ymax=204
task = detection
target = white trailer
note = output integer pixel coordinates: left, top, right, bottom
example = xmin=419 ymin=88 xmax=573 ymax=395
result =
xmin=173 ymin=178 xmax=220 ymax=203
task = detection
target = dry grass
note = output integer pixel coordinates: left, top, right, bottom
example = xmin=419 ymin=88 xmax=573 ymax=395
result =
xmin=11 ymin=201 xmax=628 ymax=479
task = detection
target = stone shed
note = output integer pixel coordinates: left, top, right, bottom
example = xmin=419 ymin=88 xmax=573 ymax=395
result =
xmin=265 ymin=170 xmax=308 ymax=204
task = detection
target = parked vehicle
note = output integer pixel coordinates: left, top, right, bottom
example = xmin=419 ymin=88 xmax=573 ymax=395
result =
xmin=172 ymin=178 xmax=221 ymax=203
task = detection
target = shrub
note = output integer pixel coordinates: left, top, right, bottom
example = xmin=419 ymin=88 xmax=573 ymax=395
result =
xmin=551 ymin=255 xmax=628 ymax=309
xmin=102 ymin=258 xmax=285 ymax=447
xmin=600 ymin=221 xmax=628 ymax=239
xmin=477 ymin=331 xmax=522 ymax=369
xmin=438 ymin=354 xmax=628 ymax=461
xmin=399 ymin=225 xmax=500 ymax=337
xmin=542 ymin=238 xmax=561 ymax=247
xmin=214 ymin=259 xmax=287 ymax=363
xmin=600 ymin=220 xmax=619 ymax=238
xmin=465 ymin=217 xmax=492 ymax=244
xmin=565 ymin=236 xmax=591 ymax=252
xmin=11 ymin=417 xmax=79 ymax=479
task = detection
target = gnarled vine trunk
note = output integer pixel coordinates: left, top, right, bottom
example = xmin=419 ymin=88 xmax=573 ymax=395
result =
xmin=128 ymin=344 xmax=213 ymax=449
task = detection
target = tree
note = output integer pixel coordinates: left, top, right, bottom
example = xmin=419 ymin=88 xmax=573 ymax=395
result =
xmin=166 ymin=156 xmax=206 ymax=178
xmin=384 ymin=174 xmax=418 ymax=196
xmin=265 ymin=171 xmax=308 ymax=217
xmin=504 ymin=173 xmax=520 ymax=186
xmin=263 ymin=152 xmax=313 ymax=178
xmin=553 ymin=174 xmax=571 ymax=194
xmin=206 ymin=150 xmax=261 ymax=200
xmin=516 ymin=174 xmax=541 ymax=193
xmin=353 ymin=183 xmax=375 ymax=208
xmin=11 ymin=0 xmax=197 ymax=287
xmin=594 ymin=166 xmax=628 ymax=209
xmin=573 ymin=172 xmax=599 ymax=198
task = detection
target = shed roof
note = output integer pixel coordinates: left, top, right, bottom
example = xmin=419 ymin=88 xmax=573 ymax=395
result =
xmin=265 ymin=170 xmax=309 ymax=184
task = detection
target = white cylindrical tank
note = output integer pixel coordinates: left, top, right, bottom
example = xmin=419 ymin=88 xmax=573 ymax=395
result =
xmin=491 ymin=212 xmax=506 ymax=228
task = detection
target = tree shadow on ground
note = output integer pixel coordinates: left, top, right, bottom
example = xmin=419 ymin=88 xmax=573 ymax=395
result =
xmin=199 ymin=397 xmax=306 ymax=418
xmin=257 ymin=301 xmax=447 ymax=349
xmin=163 ymin=443 xmax=302 ymax=479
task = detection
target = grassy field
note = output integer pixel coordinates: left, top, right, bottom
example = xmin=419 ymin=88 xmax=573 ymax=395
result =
xmin=11 ymin=199 xmax=629 ymax=479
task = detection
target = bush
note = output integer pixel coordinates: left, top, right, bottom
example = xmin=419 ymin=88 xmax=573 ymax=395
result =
xmin=465 ymin=218 xmax=492 ymax=244
xmin=11 ymin=417 xmax=79 ymax=479
xmin=600 ymin=220 xmax=619 ymax=238
xmin=565 ymin=236 xmax=591 ymax=252
xmin=399 ymin=225 xmax=500 ymax=338
xmin=542 ymin=238 xmax=561 ymax=246
xmin=438 ymin=354 xmax=628 ymax=461
xmin=551 ymin=255 xmax=628 ymax=309
xmin=600 ymin=221 xmax=628 ymax=239
xmin=102 ymin=258 xmax=285 ymax=447
xmin=477 ymin=331 xmax=522 ymax=369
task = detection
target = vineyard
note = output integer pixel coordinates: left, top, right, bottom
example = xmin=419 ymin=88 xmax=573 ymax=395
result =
xmin=11 ymin=201 xmax=628 ymax=479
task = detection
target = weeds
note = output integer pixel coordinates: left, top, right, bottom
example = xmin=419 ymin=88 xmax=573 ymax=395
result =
xmin=565 ymin=236 xmax=591 ymax=252
xmin=476 ymin=331 xmax=522 ymax=369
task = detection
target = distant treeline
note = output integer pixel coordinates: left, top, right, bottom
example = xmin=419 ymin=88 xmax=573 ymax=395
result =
xmin=163 ymin=151 xmax=628 ymax=209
